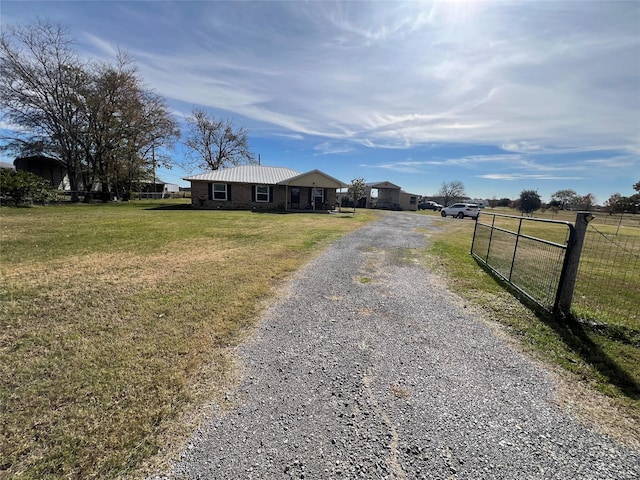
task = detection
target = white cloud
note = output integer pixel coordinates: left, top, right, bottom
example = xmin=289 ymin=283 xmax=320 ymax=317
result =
xmin=479 ymin=174 xmax=588 ymax=181
xmin=62 ymin=1 xmax=637 ymax=157
xmin=313 ymin=142 xmax=354 ymax=155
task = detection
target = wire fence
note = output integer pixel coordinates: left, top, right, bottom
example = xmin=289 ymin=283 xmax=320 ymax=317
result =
xmin=573 ymin=225 xmax=640 ymax=330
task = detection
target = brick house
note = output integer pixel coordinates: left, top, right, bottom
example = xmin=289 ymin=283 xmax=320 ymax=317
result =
xmin=185 ymin=165 xmax=348 ymax=211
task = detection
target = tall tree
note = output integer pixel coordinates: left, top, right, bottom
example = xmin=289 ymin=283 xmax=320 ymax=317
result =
xmin=517 ymin=190 xmax=542 ymax=215
xmin=438 ymin=180 xmax=465 ymax=207
xmin=82 ymin=54 xmax=179 ymax=200
xmin=347 ymin=178 xmax=366 ymax=214
xmin=0 ymin=21 xmax=87 ymax=201
xmin=0 ymin=22 xmax=179 ymax=202
xmin=183 ymin=109 xmax=255 ymax=171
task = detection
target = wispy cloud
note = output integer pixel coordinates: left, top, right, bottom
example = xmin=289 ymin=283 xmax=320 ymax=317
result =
xmin=479 ymin=174 xmax=588 ymax=181
xmin=69 ymin=1 xmax=639 ymax=156
xmin=313 ymin=142 xmax=354 ymax=156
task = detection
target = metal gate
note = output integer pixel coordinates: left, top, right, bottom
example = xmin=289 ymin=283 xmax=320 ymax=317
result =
xmin=471 ymin=212 xmax=575 ymax=313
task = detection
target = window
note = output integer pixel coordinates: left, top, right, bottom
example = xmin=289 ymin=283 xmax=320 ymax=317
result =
xmin=313 ymin=188 xmax=324 ymax=202
xmin=410 ymin=196 xmax=417 ymax=204
xmin=213 ymin=183 xmax=227 ymax=200
xmin=256 ymin=185 xmax=269 ymax=202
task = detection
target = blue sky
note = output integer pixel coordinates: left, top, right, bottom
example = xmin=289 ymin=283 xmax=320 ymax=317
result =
xmin=1 ymin=1 xmax=639 ymax=202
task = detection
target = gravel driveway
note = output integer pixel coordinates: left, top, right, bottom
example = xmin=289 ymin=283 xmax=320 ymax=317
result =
xmin=156 ymin=212 xmax=639 ymax=479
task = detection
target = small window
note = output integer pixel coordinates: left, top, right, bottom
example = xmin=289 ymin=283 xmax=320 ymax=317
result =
xmin=213 ymin=183 xmax=227 ymax=200
xmin=410 ymin=196 xmax=417 ymax=204
xmin=256 ymin=185 xmax=269 ymax=202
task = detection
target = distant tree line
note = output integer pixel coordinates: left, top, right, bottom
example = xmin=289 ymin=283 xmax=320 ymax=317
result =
xmin=426 ymin=181 xmax=639 ymax=217
xmin=603 ymin=181 xmax=640 ymax=214
xmin=0 ymin=20 xmax=255 ymax=203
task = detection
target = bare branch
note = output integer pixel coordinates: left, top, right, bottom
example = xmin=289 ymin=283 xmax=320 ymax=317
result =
xmin=183 ymin=108 xmax=255 ymax=171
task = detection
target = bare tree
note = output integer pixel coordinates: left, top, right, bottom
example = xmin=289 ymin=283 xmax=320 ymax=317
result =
xmin=183 ymin=109 xmax=255 ymax=171
xmin=0 ymin=21 xmax=179 ymax=202
xmin=0 ymin=20 xmax=87 ymax=201
xmin=438 ymin=180 xmax=465 ymax=207
xmin=82 ymin=54 xmax=179 ymax=200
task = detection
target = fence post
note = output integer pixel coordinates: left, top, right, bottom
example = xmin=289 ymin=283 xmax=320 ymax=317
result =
xmin=554 ymin=212 xmax=593 ymax=317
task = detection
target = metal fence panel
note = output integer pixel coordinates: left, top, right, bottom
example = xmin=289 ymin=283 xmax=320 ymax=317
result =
xmin=485 ymin=228 xmax=518 ymax=281
xmin=510 ymin=236 xmax=566 ymax=310
xmin=472 ymin=212 xmax=572 ymax=312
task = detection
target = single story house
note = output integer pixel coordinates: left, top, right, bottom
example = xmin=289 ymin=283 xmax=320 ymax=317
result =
xmin=184 ymin=165 xmax=348 ymax=211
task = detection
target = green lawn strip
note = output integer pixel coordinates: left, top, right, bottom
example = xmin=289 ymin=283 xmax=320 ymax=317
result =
xmin=421 ymin=215 xmax=640 ymax=440
xmin=0 ymin=200 xmax=376 ymax=479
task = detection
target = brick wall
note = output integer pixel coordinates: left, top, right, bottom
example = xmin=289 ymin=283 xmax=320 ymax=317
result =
xmin=190 ymin=181 xmax=339 ymax=210
xmin=190 ymin=181 xmax=288 ymax=210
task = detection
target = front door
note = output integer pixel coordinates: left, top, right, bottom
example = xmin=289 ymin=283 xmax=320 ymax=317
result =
xmin=313 ymin=188 xmax=324 ymax=209
xmin=290 ymin=187 xmax=300 ymax=209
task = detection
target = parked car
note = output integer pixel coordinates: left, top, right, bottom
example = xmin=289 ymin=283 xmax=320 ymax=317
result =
xmin=418 ymin=201 xmax=443 ymax=211
xmin=440 ymin=203 xmax=480 ymax=219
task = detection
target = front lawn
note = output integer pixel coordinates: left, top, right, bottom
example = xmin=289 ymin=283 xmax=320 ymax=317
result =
xmin=0 ymin=200 xmax=376 ymax=478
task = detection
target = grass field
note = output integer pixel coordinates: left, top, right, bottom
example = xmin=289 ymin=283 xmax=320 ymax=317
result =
xmin=0 ymin=200 xmax=377 ymax=479
xmin=419 ymin=209 xmax=639 ymax=446
xmin=2 ymin=202 xmax=638 ymax=478
xmin=573 ymin=224 xmax=640 ymax=331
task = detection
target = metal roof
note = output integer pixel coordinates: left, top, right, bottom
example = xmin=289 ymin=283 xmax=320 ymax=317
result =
xmin=366 ymin=181 xmax=402 ymax=189
xmin=184 ymin=165 xmax=302 ymax=184
xmin=278 ymin=169 xmax=348 ymax=188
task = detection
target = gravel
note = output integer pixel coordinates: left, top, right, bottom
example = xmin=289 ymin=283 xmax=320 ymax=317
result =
xmin=153 ymin=212 xmax=639 ymax=479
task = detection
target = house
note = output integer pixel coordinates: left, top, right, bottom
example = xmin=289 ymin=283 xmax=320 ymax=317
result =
xmin=184 ymin=165 xmax=348 ymax=211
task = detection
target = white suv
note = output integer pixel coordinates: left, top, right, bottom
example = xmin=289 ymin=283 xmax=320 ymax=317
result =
xmin=440 ymin=203 xmax=480 ymax=219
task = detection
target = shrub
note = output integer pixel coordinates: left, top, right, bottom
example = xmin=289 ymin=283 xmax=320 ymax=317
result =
xmin=0 ymin=169 xmax=58 ymax=205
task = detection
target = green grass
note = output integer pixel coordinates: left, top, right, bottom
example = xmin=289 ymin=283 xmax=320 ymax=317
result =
xmin=572 ymin=226 xmax=640 ymax=332
xmin=0 ymin=200 xmax=377 ymax=479
xmin=418 ymin=210 xmax=639 ymax=445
